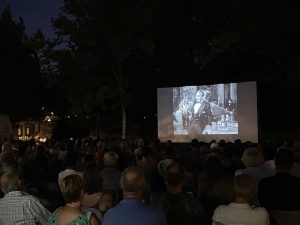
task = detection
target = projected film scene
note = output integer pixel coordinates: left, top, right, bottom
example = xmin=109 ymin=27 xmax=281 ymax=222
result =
xmin=158 ymin=81 xmax=257 ymax=143
xmin=173 ymin=83 xmax=237 ymax=138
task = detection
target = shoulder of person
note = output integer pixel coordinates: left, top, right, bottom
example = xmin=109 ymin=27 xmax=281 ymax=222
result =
xmin=251 ymin=206 xmax=269 ymax=216
xmin=90 ymin=212 xmax=101 ymax=225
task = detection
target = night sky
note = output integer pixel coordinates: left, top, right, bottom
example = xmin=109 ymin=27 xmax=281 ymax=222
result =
xmin=0 ymin=0 xmax=63 ymax=38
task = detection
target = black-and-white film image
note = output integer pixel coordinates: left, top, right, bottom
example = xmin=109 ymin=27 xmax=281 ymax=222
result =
xmin=173 ymin=83 xmax=238 ymax=137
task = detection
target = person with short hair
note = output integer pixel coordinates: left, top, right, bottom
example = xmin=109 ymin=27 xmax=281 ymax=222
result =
xmin=102 ymin=166 xmax=167 ymax=225
xmin=212 ymin=174 xmax=270 ymax=225
xmin=0 ymin=171 xmax=51 ymax=225
xmin=235 ymin=147 xmax=264 ymax=189
xmin=100 ymin=151 xmax=122 ymax=198
xmin=153 ymin=162 xmax=208 ymax=225
xmin=258 ymin=147 xmax=300 ymax=211
xmin=48 ymin=174 xmax=100 ymax=225
xmin=58 ymin=150 xmax=83 ymax=187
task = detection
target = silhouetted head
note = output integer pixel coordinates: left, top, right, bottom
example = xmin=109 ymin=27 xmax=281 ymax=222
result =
xmin=233 ymin=174 xmax=256 ymax=202
xmin=165 ymin=162 xmax=185 ymax=186
xmin=241 ymin=147 xmax=263 ymax=167
xmin=120 ymin=166 xmax=146 ymax=195
xmin=275 ymin=147 xmax=293 ymax=171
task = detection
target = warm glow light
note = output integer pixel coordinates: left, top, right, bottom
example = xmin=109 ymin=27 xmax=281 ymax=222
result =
xmin=39 ymin=138 xmax=47 ymax=142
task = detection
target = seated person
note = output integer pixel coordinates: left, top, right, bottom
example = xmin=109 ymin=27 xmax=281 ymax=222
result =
xmin=82 ymin=161 xmax=115 ymax=218
xmin=102 ymin=166 xmax=167 ymax=225
xmin=212 ymin=174 xmax=270 ymax=225
xmin=197 ymin=156 xmax=234 ymax=222
xmin=258 ymin=147 xmax=300 ymax=211
xmin=0 ymin=171 xmax=51 ymax=225
xmin=152 ymin=162 xmax=208 ymax=225
xmin=235 ymin=147 xmax=265 ymax=186
xmin=48 ymin=174 xmax=100 ymax=225
xmin=100 ymin=151 xmax=122 ymax=195
xmin=58 ymin=151 xmax=83 ymax=187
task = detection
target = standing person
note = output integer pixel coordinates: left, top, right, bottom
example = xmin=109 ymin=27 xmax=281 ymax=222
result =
xmin=226 ymin=99 xmax=236 ymax=113
xmin=188 ymin=89 xmax=213 ymax=138
xmin=226 ymin=99 xmax=236 ymax=121
xmin=102 ymin=166 xmax=167 ymax=225
xmin=0 ymin=171 xmax=51 ymax=225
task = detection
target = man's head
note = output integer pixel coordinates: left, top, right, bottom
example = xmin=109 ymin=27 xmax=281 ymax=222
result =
xmin=164 ymin=162 xmax=185 ymax=187
xmin=0 ymin=172 xmax=20 ymax=195
xmin=275 ymin=147 xmax=293 ymax=172
xmin=195 ymin=90 xmax=205 ymax=103
xmin=241 ymin=147 xmax=263 ymax=167
xmin=233 ymin=174 xmax=256 ymax=202
xmin=120 ymin=166 xmax=146 ymax=195
xmin=103 ymin=151 xmax=119 ymax=167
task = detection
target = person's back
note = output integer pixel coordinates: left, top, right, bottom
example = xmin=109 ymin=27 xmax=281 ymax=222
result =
xmin=104 ymin=199 xmax=165 ymax=225
xmin=258 ymin=148 xmax=300 ymax=211
xmin=234 ymin=147 xmax=264 ymax=184
xmin=153 ymin=162 xmax=207 ymax=225
xmin=100 ymin=151 xmax=122 ymax=194
xmin=212 ymin=174 xmax=269 ymax=225
xmin=155 ymin=191 xmax=207 ymax=225
xmin=213 ymin=203 xmax=269 ymax=225
xmin=0 ymin=172 xmax=51 ymax=225
xmin=102 ymin=166 xmax=166 ymax=225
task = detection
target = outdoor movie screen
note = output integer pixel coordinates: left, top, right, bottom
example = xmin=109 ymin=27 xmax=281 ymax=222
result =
xmin=157 ymin=81 xmax=258 ymax=143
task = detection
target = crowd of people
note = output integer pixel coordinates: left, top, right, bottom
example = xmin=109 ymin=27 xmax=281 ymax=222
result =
xmin=0 ymin=137 xmax=300 ymax=225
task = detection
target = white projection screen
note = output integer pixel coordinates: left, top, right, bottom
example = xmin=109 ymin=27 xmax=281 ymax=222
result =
xmin=157 ymin=81 xmax=258 ymax=143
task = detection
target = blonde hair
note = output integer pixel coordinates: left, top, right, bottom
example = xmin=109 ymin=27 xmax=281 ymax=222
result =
xmin=241 ymin=147 xmax=263 ymax=167
xmin=103 ymin=151 xmax=119 ymax=167
xmin=60 ymin=174 xmax=83 ymax=203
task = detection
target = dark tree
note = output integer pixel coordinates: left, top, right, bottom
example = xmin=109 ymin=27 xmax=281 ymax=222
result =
xmin=0 ymin=6 xmax=42 ymax=120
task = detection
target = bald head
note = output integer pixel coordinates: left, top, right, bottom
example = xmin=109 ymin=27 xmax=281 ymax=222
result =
xmin=120 ymin=166 xmax=146 ymax=194
xmin=165 ymin=162 xmax=185 ymax=186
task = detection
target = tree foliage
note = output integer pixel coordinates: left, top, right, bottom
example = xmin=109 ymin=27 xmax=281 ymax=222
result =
xmin=46 ymin=0 xmax=156 ymax=115
xmin=0 ymin=6 xmax=42 ymax=120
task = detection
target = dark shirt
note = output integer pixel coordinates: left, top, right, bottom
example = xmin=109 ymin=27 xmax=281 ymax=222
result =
xmin=258 ymin=173 xmax=300 ymax=210
xmin=153 ymin=192 xmax=208 ymax=225
xmin=188 ymin=100 xmax=213 ymax=137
